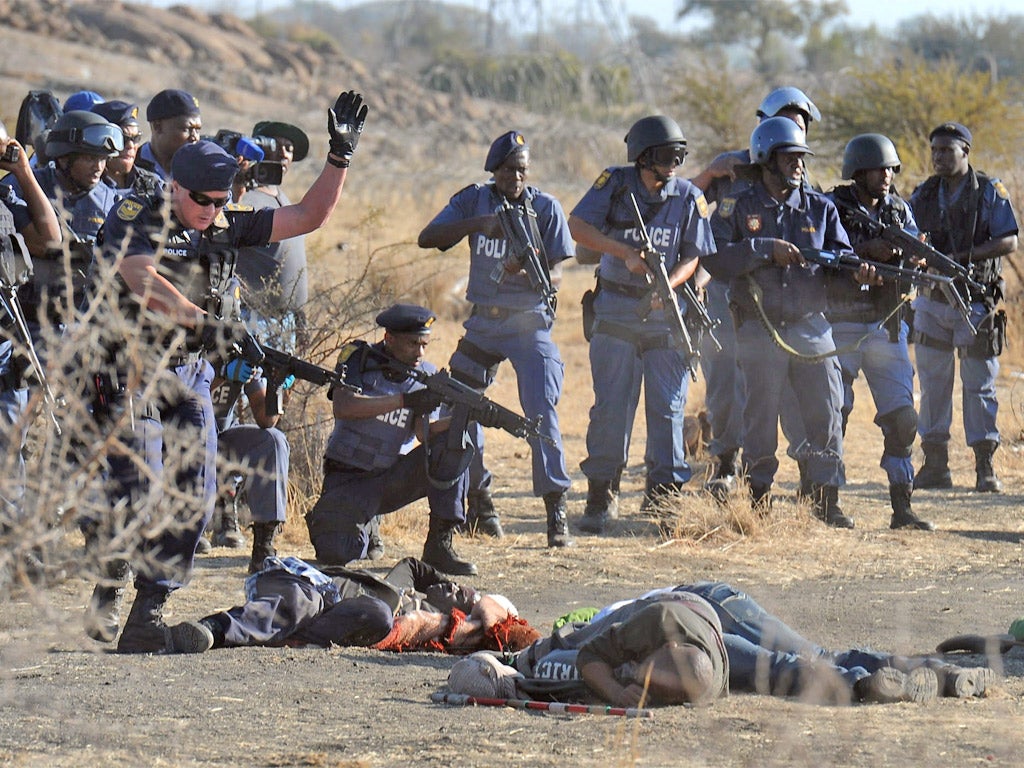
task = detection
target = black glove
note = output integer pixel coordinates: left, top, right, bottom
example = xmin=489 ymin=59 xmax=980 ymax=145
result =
xmin=404 ymin=387 xmax=443 ymax=417
xmin=327 ymin=90 xmax=368 ymax=168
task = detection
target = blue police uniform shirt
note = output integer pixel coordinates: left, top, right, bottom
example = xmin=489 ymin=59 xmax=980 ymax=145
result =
xmin=423 ymin=183 xmax=574 ymax=310
xmin=102 ymin=165 xmax=164 ymax=203
xmin=324 ymin=341 xmax=440 ymax=471
xmin=571 ymin=165 xmax=716 ymax=294
xmin=102 ymin=191 xmax=274 ymax=299
xmin=135 ymin=142 xmax=170 ymax=181
xmin=910 ymin=171 xmax=1018 ymax=245
xmin=709 ymin=182 xmax=852 ymax=322
xmin=3 ymin=165 xmax=118 ymax=241
xmin=704 ymin=149 xmax=751 ymax=207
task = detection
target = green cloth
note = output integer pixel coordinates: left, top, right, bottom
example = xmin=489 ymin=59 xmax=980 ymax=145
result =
xmin=552 ymin=607 xmax=599 ymax=632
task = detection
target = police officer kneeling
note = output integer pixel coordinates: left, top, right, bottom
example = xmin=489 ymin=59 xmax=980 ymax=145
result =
xmin=305 ymin=304 xmax=478 ymax=577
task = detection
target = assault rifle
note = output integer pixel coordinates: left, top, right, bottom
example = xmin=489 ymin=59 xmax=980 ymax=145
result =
xmin=0 ymin=233 xmax=64 ymax=434
xmin=490 ymin=198 xmax=557 ymax=315
xmin=834 ymin=199 xmax=983 ymax=289
xmin=799 ymin=248 xmax=978 ymax=335
xmin=369 ymin=347 xmax=553 ymax=446
xmin=627 ymin=192 xmax=720 ymax=379
xmin=260 ymin=345 xmax=359 ymax=417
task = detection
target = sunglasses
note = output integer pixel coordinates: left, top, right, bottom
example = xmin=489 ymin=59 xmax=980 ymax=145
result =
xmin=648 ymin=144 xmax=688 ymax=167
xmin=121 ymin=131 xmax=144 ymax=147
xmin=188 ymin=190 xmax=230 ymax=209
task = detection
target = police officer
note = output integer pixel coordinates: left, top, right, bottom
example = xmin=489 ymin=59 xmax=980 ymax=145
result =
xmin=706 ymin=117 xmax=853 ymax=527
xmin=90 ymin=100 xmax=163 ymax=199
xmin=135 ymin=88 xmax=202 ymax=181
xmin=417 ymin=131 xmax=574 ymax=547
xmin=910 ymin=123 xmax=1018 ymax=493
xmin=693 ymin=86 xmax=822 ymax=503
xmin=209 ymin=366 xmax=293 ymax=573
xmin=570 ymin=115 xmax=715 ymax=532
xmin=304 ymin=304 xmax=478 ymax=576
xmin=826 ymin=134 xmax=933 ymax=530
xmin=63 ymin=90 xmax=104 ymax=114
xmin=0 ymin=121 xmax=61 ymax=527
xmin=86 ymin=90 xmax=367 ymax=652
xmin=237 ymin=120 xmax=311 ymax=351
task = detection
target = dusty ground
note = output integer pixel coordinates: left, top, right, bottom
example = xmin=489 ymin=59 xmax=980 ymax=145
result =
xmin=2 ymin=267 xmax=1023 ymax=768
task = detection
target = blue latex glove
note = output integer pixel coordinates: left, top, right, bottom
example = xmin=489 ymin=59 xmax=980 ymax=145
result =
xmin=223 ymin=358 xmax=255 ymax=383
xmin=281 ymin=374 xmax=296 ymax=390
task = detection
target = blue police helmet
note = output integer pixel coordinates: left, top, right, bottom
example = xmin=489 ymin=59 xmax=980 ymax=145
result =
xmin=750 ymin=117 xmax=814 ymax=164
xmin=484 ymin=131 xmax=528 ymax=173
xmin=64 ymin=90 xmax=104 ymax=113
xmin=45 ymin=110 xmax=124 ymax=159
xmin=375 ymin=304 xmax=436 ymax=335
xmin=756 ymin=86 xmax=821 ymax=124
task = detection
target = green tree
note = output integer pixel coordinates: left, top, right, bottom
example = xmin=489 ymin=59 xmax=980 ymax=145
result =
xmin=823 ymin=57 xmax=1024 ymax=181
xmin=677 ymin=0 xmax=848 ymax=76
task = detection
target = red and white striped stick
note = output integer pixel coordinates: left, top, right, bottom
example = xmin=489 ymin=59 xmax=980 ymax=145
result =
xmin=430 ymin=692 xmax=654 ymax=719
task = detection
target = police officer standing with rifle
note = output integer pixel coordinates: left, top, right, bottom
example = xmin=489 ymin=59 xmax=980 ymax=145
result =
xmin=418 ymin=131 xmax=575 ymax=548
xmin=826 ymin=134 xmax=934 ymax=530
xmin=0 ymin=120 xmax=61 ymax=558
xmin=909 ymin=123 xmax=1018 ymax=494
xmin=85 ymin=90 xmax=368 ymax=653
xmin=570 ymin=115 xmax=716 ymax=533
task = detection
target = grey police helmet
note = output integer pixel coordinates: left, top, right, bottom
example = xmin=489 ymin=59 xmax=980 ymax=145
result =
xmin=841 ymin=133 xmax=901 ymax=179
xmin=750 ymin=116 xmax=814 ymax=164
xmin=756 ymin=86 xmax=822 ymax=124
xmin=625 ymin=115 xmax=686 ymax=163
xmin=45 ymin=110 xmax=124 ymax=160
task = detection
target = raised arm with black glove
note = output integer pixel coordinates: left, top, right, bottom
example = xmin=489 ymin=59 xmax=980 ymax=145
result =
xmin=327 ymin=90 xmax=368 ymax=169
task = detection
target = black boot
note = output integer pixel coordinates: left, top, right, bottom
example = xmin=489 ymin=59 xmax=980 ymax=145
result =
xmin=422 ymin=518 xmax=478 ymax=576
xmin=466 ymin=489 xmax=504 ymax=538
xmin=810 ymin=484 xmax=854 ymax=529
xmin=366 ymin=515 xmax=385 ymax=560
xmin=578 ymin=480 xmax=614 ymax=534
xmin=914 ymin=442 xmax=953 ymax=490
xmin=84 ymin=557 xmax=130 ymax=643
xmin=212 ymin=476 xmax=246 ymax=549
xmin=117 ymin=588 xmax=213 ymax=654
xmin=749 ymin=483 xmax=772 ymax=515
xmin=973 ymin=440 xmax=1002 ymax=493
xmin=544 ymin=490 xmax=574 ymax=548
xmin=248 ymin=522 xmax=280 ymax=574
xmin=889 ymin=483 xmax=935 ymax=531
xmin=608 ymin=466 xmax=623 ymax=520
xmin=642 ymin=483 xmax=685 ymax=536
xmin=704 ymin=449 xmax=739 ymax=504
xmin=796 ymin=460 xmax=812 ymax=501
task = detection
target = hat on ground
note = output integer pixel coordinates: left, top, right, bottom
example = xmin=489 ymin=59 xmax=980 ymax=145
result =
xmin=929 ymin=122 xmax=972 ymax=148
xmin=484 ymin=130 xmax=528 ymax=173
xmin=147 ymin=89 xmax=201 ymax=122
xmin=170 ymin=140 xmax=238 ymax=191
xmin=376 ymin=304 xmax=436 ymax=335
xmin=252 ymin=120 xmax=309 ymax=162
xmin=92 ymin=100 xmax=140 ymax=128
xmin=447 ymin=652 xmax=522 ymax=699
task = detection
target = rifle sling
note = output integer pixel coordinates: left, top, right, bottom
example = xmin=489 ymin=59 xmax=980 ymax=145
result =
xmin=743 ymin=275 xmax=910 ymax=362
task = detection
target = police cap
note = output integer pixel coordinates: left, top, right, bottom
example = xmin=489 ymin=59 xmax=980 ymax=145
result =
xmin=252 ymin=120 xmax=309 ymax=162
xmin=92 ymin=100 xmax=140 ymax=128
xmin=170 ymin=140 xmax=238 ymax=191
xmin=484 ymin=131 xmax=528 ymax=173
xmin=376 ymin=304 xmax=436 ymax=335
xmin=147 ymin=89 xmax=201 ymax=122
xmin=929 ymin=122 xmax=971 ymax=148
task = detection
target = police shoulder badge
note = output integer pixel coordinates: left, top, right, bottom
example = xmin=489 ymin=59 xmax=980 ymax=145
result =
xmin=745 ymin=214 xmax=762 ymax=233
xmin=593 ymin=169 xmax=611 ymax=190
xmin=718 ymin=198 xmax=736 ymax=218
xmin=337 ymin=342 xmax=363 ymax=365
xmin=994 ymin=181 xmax=1010 ymax=200
xmin=224 ymin=203 xmax=254 ymax=212
xmin=695 ymin=193 xmax=709 ymax=219
xmin=213 ymin=210 xmax=229 ymax=229
xmin=116 ymin=198 xmax=143 ymax=221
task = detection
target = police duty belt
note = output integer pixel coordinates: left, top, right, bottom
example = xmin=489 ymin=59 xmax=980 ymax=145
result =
xmin=744 ymin=275 xmax=911 ymax=362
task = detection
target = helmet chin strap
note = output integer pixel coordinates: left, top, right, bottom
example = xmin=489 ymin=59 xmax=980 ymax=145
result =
xmin=768 ymin=154 xmax=800 ymax=190
xmin=637 ymin=158 xmax=671 ymax=185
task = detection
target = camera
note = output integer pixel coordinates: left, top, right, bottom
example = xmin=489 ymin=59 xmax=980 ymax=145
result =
xmin=1 ymin=144 xmax=20 ymax=164
xmin=207 ymin=129 xmax=283 ymax=188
